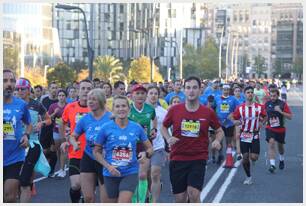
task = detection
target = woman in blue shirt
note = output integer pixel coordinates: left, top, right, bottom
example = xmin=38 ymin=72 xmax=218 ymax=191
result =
xmin=70 ymin=88 xmax=112 ymax=203
xmin=94 ymin=95 xmax=153 ymax=203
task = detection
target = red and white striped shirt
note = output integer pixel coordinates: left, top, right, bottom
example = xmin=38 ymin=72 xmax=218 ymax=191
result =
xmin=232 ymin=103 xmax=266 ymax=132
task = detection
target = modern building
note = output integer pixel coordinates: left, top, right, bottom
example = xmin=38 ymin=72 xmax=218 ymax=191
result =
xmin=271 ymin=3 xmax=303 ymax=77
xmin=3 ymin=3 xmax=59 ymax=75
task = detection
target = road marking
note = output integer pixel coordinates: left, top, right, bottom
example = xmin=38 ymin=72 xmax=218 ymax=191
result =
xmin=212 ymin=160 xmax=241 ymax=203
xmin=200 ymin=161 xmax=225 ymax=202
xmin=33 ymin=167 xmax=69 ymax=183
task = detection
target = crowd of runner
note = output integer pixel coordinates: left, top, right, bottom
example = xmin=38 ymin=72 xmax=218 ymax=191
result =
xmin=3 ymin=69 xmax=293 ymax=203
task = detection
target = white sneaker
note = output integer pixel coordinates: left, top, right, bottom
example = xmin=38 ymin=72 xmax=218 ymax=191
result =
xmin=57 ymin=170 xmax=66 ymax=178
xmin=243 ymin=177 xmax=253 ymax=185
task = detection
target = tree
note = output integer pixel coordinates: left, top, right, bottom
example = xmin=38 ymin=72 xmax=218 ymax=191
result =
xmin=293 ymin=57 xmax=303 ymax=80
xmin=70 ymin=59 xmax=87 ymax=74
xmin=77 ymin=69 xmax=89 ymax=82
xmin=128 ymin=55 xmax=164 ymax=83
xmin=182 ymin=37 xmax=221 ymax=80
xmin=4 ymin=46 xmax=19 ymax=75
xmin=24 ymin=67 xmax=46 ymax=87
xmin=93 ymin=55 xmax=124 ymax=82
xmin=47 ymin=62 xmax=77 ymax=88
xmin=273 ymin=59 xmax=283 ymax=77
xmin=253 ymin=54 xmax=266 ymax=77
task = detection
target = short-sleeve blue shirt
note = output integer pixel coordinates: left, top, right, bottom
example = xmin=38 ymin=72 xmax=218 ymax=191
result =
xmin=215 ymin=95 xmax=239 ymax=128
xmin=4 ymin=96 xmax=31 ymax=166
xmin=74 ymin=111 xmax=112 ymax=160
xmin=95 ymin=120 xmax=148 ymax=177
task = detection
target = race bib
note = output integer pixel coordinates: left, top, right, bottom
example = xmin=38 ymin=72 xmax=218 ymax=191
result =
xmin=220 ymin=103 xmax=230 ymax=113
xmin=181 ymin=120 xmax=200 ymax=138
xmin=111 ymin=146 xmax=133 ymax=166
xmin=269 ymin=117 xmax=280 ymax=128
xmin=240 ymin=132 xmax=255 ymax=143
xmin=3 ymin=121 xmax=16 ymax=140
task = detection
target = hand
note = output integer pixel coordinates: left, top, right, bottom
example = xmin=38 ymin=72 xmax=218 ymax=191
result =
xmin=137 ymin=151 xmax=147 ymax=163
xmin=150 ymin=128 xmax=157 ymax=140
xmin=107 ymin=165 xmax=121 ymax=177
xmin=167 ymin=136 xmax=179 ymax=147
xmin=233 ymin=120 xmax=241 ymax=126
xmin=211 ymin=140 xmax=221 ymax=150
xmin=35 ymin=122 xmax=43 ymax=132
xmin=71 ymin=141 xmax=80 ymax=151
xmin=274 ymin=106 xmax=282 ymax=113
xmin=60 ymin=142 xmax=70 ymax=153
xmin=20 ymin=135 xmax=29 ymax=148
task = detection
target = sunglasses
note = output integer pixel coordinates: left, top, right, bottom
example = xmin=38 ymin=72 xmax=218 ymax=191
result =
xmin=15 ymin=87 xmax=28 ymax=91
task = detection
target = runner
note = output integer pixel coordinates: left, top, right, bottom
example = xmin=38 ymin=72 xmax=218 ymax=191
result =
xmin=265 ymin=89 xmax=292 ymax=173
xmin=280 ymin=83 xmax=288 ymax=102
xmin=3 ymin=70 xmax=32 ymax=203
xmin=164 ymin=79 xmax=185 ymax=104
xmin=15 ymin=77 xmax=51 ymax=202
xmin=161 ymin=76 xmax=224 ymax=203
xmin=33 ymin=85 xmax=43 ymax=101
xmin=106 ymin=80 xmax=126 ymax=111
xmin=128 ymin=84 xmax=157 ymax=203
xmin=66 ymin=86 xmax=78 ymax=103
xmin=214 ymin=84 xmax=239 ymax=163
xmin=254 ymin=82 xmax=266 ymax=104
xmin=60 ymin=79 xmax=92 ymax=203
xmin=230 ymin=86 xmax=267 ymax=185
xmin=93 ymin=95 xmax=153 ymax=203
xmin=146 ymin=86 xmax=168 ymax=203
xmin=69 ymin=88 xmax=112 ymax=202
xmin=40 ymin=81 xmax=58 ymax=177
xmin=48 ymin=89 xmax=68 ymax=178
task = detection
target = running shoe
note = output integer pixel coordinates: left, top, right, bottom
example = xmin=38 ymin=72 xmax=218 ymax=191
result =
xmin=243 ymin=177 xmax=253 ymax=185
xmin=236 ymin=154 xmax=242 ymax=161
xmin=57 ymin=169 xmax=66 ymax=178
xmin=268 ymin=165 xmax=276 ymax=173
xmin=217 ymin=154 xmax=224 ymax=164
xmin=279 ymin=160 xmax=285 ymax=170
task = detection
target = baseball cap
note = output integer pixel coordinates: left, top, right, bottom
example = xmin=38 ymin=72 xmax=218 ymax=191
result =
xmin=132 ymin=84 xmax=147 ymax=93
xmin=15 ymin=78 xmax=31 ymax=89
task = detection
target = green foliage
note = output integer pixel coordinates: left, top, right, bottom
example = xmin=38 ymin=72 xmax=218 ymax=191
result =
xmin=273 ymin=59 xmax=283 ymax=76
xmin=93 ymin=55 xmax=125 ymax=83
xmin=253 ymin=54 xmax=266 ymax=77
xmin=47 ymin=62 xmax=77 ymax=88
xmin=70 ymin=59 xmax=87 ymax=74
xmin=4 ymin=46 xmax=19 ymax=75
xmin=182 ymin=37 xmax=221 ymax=80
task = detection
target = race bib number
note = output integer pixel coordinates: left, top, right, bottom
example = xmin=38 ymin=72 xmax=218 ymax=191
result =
xmin=269 ymin=117 xmax=280 ymax=128
xmin=111 ymin=146 xmax=133 ymax=166
xmin=240 ymin=132 xmax=254 ymax=143
xmin=181 ymin=120 xmax=200 ymax=138
xmin=220 ymin=103 xmax=230 ymax=113
xmin=3 ymin=121 xmax=16 ymax=140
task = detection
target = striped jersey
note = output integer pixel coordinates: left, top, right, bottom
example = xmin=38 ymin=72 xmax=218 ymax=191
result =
xmin=232 ymin=102 xmax=266 ymax=132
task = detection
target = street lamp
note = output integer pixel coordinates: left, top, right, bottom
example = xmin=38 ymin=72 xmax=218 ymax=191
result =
xmin=55 ymin=4 xmax=94 ymax=80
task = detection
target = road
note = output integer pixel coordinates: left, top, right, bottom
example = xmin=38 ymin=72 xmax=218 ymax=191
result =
xmin=32 ymin=86 xmax=303 ymax=203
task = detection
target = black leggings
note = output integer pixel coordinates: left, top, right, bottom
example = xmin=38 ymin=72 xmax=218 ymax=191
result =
xmin=20 ymin=143 xmax=41 ymax=187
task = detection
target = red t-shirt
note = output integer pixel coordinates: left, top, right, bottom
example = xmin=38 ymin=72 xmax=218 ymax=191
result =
xmin=62 ymin=101 xmax=89 ymax=159
xmin=163 ymin=103 xmax=221 ymax=161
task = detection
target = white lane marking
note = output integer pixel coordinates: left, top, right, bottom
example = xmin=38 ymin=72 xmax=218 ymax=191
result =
xmin=200 ymin=161 xmax=225 ymax=202
xmin=33 ymin=167 xmax=69 ymax=183
xmin=212 ymin=160 xmax=241 ymax=203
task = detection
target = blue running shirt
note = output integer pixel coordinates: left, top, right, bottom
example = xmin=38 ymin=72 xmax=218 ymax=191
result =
xmin=4 ymin=96 xmax=31 ymax=166
xmin=74 ymin=111 xmax=112 ymax=160
xmin=95 ymin=120 xmax=148 ymax=177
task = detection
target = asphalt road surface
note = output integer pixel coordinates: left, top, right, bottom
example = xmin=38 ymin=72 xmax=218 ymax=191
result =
xmin=32 ymin=86 xmax=303 ymax=203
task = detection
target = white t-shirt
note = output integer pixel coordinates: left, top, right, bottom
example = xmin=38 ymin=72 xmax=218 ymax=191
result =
xmin=280 ymin=86 xmax=287 ymax=94
xmin=153 ymin=105 xmax=167 ymax=151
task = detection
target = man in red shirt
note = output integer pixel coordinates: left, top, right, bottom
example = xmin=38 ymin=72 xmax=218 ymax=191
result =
xmin=265 ymin=89 xmax=292 ymax=173
xmin=161 ymin=76 xmax=224 ymax=203
xmin=230 ymin=86 xmax=267 ymax=185
xmin=60 ymin=79 xmax=92 ymax=203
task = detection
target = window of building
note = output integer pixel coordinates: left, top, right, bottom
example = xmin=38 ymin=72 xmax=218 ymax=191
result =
xmin=253 ymin=20 xmax=256 ymax=26
xmin=120 ymin=22 xmax=124 ymax=31
xmin=120 ymin=5 xmax=124 ymax=13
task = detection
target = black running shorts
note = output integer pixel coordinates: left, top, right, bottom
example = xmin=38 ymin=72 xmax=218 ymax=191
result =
xmin=265 ymin=129 xmax=286 ymax=144
xmin=68 ymin=158 xmax=81 ymax=176
xmin=240 ymin=138 xmax=260 ymax=155
xmin=169 ymin=160 xmax=206 ymax=194
xmin=3 ymin=161 xmax=23 ymax=183
xmin=80 ymin=152 xmax=104 ymax=185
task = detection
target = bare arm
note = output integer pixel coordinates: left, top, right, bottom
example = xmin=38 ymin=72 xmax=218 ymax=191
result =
xmin=161 ymin=125 xmax=179 ymax=147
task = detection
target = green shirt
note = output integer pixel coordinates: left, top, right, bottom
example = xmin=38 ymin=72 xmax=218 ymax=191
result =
xmin=128 ymin=102 xmax=156 ymax=137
